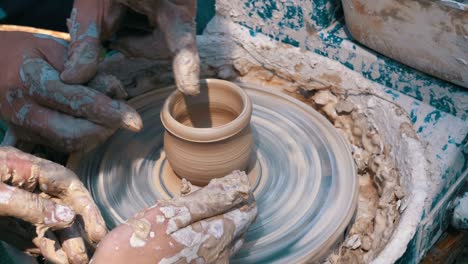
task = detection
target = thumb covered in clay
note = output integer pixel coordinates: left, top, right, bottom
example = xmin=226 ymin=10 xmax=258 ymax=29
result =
xmin=156 ymin=0 xmax=201 ymax=95
xmin=61 ymin=0 xmax=126 ymax=84
xmin=90 ymin=171 xmax=256 ymax=264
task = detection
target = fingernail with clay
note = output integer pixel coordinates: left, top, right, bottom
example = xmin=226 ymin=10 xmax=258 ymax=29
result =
xmin=113 ymin=102 xmax=143 ymax=132
xmin=44 ymin=204 xmax=75 ymax=227
xmin=87 ymin=209 xmax=108 ymax=243
xmin=61 ymin=41 xmax=100 ymax=84
xmin=173 ymin=49 xmax=200 ymax=96
xmin=180 ymin=83 xmax=200 ymax=96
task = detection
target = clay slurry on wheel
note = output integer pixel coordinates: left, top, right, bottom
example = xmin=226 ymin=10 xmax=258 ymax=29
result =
xmin=67 ymin=83 xmax=358 ymax=263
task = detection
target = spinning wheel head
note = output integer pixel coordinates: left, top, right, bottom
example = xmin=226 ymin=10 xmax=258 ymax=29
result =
xmin=68 ymin=83 xmax=357 ymax=263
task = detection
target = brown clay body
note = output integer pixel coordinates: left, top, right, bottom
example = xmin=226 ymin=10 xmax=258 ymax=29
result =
xmin=161 ymin=79 xmax=253 ymax=185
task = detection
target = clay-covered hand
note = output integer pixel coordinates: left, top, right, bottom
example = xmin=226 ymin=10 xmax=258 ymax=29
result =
xmin=0 ymin=147 xmax=107 ymax=264
xmin=91 ymin=171 xmax=257 ymax=264
xmin=63 ymin=0 xmax=200 ymax=95
xmin=0 ymin=29 xmax=142 ymax=152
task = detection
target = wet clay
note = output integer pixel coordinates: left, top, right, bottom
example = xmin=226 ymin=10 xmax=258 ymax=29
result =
xmin=173 ymin=41 xmax=403 ymax=261
xmin=161 ymin=79 xmax=253 ymax=185
xmin=283 ymin=88 xmax=404 ymax=264
xmin=173 ymin=35 xmax=403 ymax=260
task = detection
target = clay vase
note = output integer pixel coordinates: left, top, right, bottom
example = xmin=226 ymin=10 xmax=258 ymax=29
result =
xmin=161 ymin=79 xmax=254 ymax=186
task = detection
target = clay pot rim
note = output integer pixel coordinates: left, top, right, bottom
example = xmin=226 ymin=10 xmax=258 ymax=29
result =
xmin=161 ymin=79 xmax=252 ymax=143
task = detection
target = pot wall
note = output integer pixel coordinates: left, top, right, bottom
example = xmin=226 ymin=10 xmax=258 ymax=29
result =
xmin=164 ymin=125 xmax=253 ymax=186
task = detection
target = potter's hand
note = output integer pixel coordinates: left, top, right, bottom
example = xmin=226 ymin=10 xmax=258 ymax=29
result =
xmin=0 ymin=147 xmax=107 ymax=264
xmin=92 ymin=171 xmax=257 ymax=264
xmin=63 ymin=0 xmax=200 ymax=95
xmin=0 ymin=30 xmax=142 ymax=152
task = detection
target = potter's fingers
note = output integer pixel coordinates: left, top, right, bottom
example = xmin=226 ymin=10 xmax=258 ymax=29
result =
xmin=191 ymin=205 xmax=255 ymax=263
xmin=0 ymin=182 xmax=75 ymax=228
xmin=20 ymin=58 xmax=142 ymax=131
xmin=61 ymin=0 xmax=126 ymax=84
xmin=171 ymin=46 xmax=200 ymax=96
xmin=87 ymin=72 xmax=128 ymax=100
xmin=162 ymin=171 xmax=252 ymax=234
xmin=157 ymin=0 xmax=200 ymax=95
xmin=0 ymin=147 xmax=107 ymax=243
xmin=34 ymin=160 xmax=107 ymax=244
xmin=62 ymin=6 xmax=101 ymax=84
xmin=230 ymin=238 xmax=244 ymax=256
xmin=168 ymin=205 xmax=256 ymax=264
xmin=33 ymin=232 xmax=69 ymax=264
xmin=7 ymin=101 xmax=115 ymax=153
xmin=222 ymin=203 xmax=257 ymax=240
xmin=161 ymin=216 xmax=234 ymax=264
xmin=0 ymin=146 xmax=41 ymax=191
xmin=56 ymin=224 xmax=89 ymax=264
xmin=110 ymin=30 xmax=172 ymax=60
xmin=31 ymin=32 xmax=69 ymax=72
xmin=207 ymin=238 xmax=243 ymax=264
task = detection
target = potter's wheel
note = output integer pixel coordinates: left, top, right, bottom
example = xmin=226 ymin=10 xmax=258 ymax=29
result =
xmin=68 ymin=84 xmax=357 ymax=263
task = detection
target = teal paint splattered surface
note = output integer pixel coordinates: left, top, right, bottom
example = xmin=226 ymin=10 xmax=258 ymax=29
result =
xmin=309 ymin=0 xmax=342 ymax=29
xmin=245 ymin=0 xmax=278 ymax=20
xmin=223 ymin=2 xmax=468 ymax=262
xmin=196 ymin=0 xmax=216 ymax=34
xmin=279 ymin=5 xmax=304 ymax=29
xmin=312 ymin=23 xmax=467 ymax=119
xmin=232 ymin=1 xmax=467 ymax=119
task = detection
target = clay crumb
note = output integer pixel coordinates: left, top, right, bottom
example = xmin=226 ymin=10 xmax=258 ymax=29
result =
xmin=344 ymin=234 xmax=362 ymax=250
xmin=159 ymin=206 xmax=191 ymax=234
xmin=335 ymin=101 xmax=355 ymax=114
xmin=361 ymin=236 xmax=372 ymax=251
xmin=128 ymin=218 xmax=152 ymax=248
xmin=130 ymin=232 xmax=146 ymax=248
xmin=156 ymin=215 xmax=165 ymax=224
